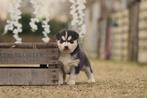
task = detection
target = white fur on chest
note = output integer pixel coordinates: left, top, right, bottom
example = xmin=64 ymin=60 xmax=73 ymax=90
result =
xmin=59 ymin=54 xmax=79 ymax=73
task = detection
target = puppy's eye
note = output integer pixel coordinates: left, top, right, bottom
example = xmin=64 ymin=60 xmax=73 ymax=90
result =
xmin=70 ymin=41 xmax=74 ymax=44
xmin=60 ymin=40 xmax=64 ymax=44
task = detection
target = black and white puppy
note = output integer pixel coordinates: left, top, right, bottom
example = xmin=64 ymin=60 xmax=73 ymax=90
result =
xmin=56 ymin=30 xmax=95 ymax=85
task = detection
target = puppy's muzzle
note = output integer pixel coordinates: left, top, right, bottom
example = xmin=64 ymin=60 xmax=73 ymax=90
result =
xmin=64 ymin=46 xmax=69 ymax=50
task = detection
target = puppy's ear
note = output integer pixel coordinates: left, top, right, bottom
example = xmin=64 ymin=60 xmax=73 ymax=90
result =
xmin=56 ymin=29 xmax=66 ymax=40
xmin=74 ymin=31 xmax=79 ymax=39
xmin=68 ymin=30 xmax=79 ymax=40
xmin=56 ymin=32 xmax=60 ymax=40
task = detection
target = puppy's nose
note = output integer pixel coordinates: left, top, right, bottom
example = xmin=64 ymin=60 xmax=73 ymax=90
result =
xmin=64 ymin=46 xmax=69 ymax=50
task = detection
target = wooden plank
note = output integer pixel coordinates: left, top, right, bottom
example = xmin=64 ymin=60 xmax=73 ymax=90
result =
xmin=0 ymin=49 xmax=59 ymax=64
xmin=0 ymin=64 xmax=40 ymax=67
xmin=111 ymin=10 xmax=128 ymax=19
xmin=139 ymin=10 xmax=147 ymax=19
xmin=111 ymin=36 xmax=128 ymax=41
xmin=139 ymin=37 xmax=147 ymax=41
xmin=139 ymin=47 xmax=147 ymax=50
xmin=139 ymin=20 xmax=147 ymax=29
xmin=140 ymin=1 xmax=147 ymax=10
xmin=0 ymin=42 xmax=59 ymax=64
xmin=0 ymin=42 xmax=63 ymax=85
xmin=111 ymin=54 xmax=128 ymax=58
xmin=0 ymin=67 xmax=62 ymax=85
xmin=0 ymin=42 xmax=58 ymax=49
xmin=112 ymin=26 xmax=129 ymax=34
xmin=111 ymin=49 xmax=128 ymax=54
xmin=30 ymin=69 xmax=59 ymax=85
xmin=111 ymin=52 xmax=128 ymax=56
xmin=138 ymin=52 xmax=147 ymax=63
xmin=111 ymin=46 xmax=128 ymax=50
xmin=0 ymin=64 xmax=61 ymax=67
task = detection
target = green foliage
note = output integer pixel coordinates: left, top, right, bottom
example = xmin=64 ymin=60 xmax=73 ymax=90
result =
xmin=20 ymin=13 xmax=33 ymax=35
xmin=20 ymin=13 xmax=69 ymax=36
xmin=1 ymin=13 xmax=69 ymax=36
xmin=0 ymin=19 xmax=6 ymax=35
xmin=49 ymin=19 xmax=69 ymax=36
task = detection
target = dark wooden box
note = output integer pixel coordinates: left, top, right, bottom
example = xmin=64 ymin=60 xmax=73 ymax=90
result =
xmin=0 ymin=42 xmax=63 ymax=85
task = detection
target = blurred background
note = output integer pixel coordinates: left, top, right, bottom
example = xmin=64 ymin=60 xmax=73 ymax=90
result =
xmin=0 ymin=0 xmax=146 ymax=64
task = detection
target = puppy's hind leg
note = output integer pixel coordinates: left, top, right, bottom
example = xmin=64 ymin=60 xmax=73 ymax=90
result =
xmin=83 ymin=66 xmax=95 ymax=83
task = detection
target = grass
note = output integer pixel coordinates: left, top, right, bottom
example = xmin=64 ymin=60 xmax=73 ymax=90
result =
xmin=0 ymin=60 xmax=146 ymax=98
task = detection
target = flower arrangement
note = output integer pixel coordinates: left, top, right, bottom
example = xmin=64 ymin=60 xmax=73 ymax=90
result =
xmin=69 ymin=0 xmax=86 ymax=38
xmin=4 ymin=0 xmax=86 ymax=43
xmin=30 ymin=0 xmax=50 ymax=43
xmin=4 ymin=0 xmax=22 ymax=44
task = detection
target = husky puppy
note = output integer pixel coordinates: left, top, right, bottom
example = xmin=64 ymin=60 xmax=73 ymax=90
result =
xmin=56 ymin=30 xmax=95 ymax=85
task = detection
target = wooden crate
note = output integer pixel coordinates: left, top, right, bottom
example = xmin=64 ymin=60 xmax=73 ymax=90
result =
xmin=0 ymin=42 xmax=63 ymax=85
xmin=0 ymin=42 xmax=59 ymax=64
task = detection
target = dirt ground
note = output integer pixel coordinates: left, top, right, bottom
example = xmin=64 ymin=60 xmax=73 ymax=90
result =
xmin=0 ymin=60 xmax=146 ymax=98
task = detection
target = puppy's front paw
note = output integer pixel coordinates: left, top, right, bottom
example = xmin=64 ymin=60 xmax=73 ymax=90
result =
xmin=88 ymin=78 xmax=96 ymax=83
xmin=58 ymin=80 xmax=64 ymax=85
xmin=67 ymin=80 xmax=75 ymax=85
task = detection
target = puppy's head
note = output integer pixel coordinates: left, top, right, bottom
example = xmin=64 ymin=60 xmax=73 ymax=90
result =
xmin=56 ymin=30 xmax=79 ymax=54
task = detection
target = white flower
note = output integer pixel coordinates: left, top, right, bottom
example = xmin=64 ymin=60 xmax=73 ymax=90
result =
xmin=4 ymin=0 xmax=22 ymax=43
xmin=41 ymin=19 xmax=50 ymax=43
xmin=13 ymin=34 xmax=22 ymax=44
xmin=30 ymin=0 xmax=50 ymax=43
xmin=29 ymin=17 xmax=40 ymax=31
xmin=13 ymin=29 xmax=19 ymax=34
xmin=69 ymin=0 xmax=87 ymax=38
xmin=42 ymin=37 xmax=50 ymax=43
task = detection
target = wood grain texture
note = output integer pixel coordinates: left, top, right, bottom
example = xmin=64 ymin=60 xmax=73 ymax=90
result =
xmin=0 ymin=42 xmax=58 ymax=49
xmin=0 ymin=67 xmax=61 ymax=85
xmin=0 ymin=42 xmax=59 ymax=64
xmin=0 ymin=43 xmax=63 ymax=85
